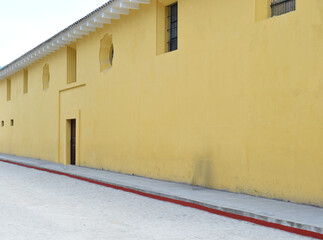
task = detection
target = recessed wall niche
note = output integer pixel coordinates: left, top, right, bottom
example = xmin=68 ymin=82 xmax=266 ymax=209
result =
xmin=42 ymin=64 xmax=50 ymax=90
xmin=67 ymin=47 xmax=77 ymax=84
xmin=99 ymin=34 xmax=114 ymax=72
xmin=23 ymin=69 xmax=28 ymax=94
xmin=6 ymin=78 xmax=11 ymax=101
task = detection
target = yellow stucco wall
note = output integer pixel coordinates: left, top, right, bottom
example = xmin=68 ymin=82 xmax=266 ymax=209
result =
xmin=0 ymin=0 xmax=322 ymax=207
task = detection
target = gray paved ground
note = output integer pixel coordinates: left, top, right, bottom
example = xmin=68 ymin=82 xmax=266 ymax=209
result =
xmin=0 ymin=153 xmax=322 ymax=238
xmin=0 ymin=160 xmax=313 ymax=240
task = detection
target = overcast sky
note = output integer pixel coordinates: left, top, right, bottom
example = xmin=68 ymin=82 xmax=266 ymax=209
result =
xmin=0 ymin=0 xmax=110 ymax=67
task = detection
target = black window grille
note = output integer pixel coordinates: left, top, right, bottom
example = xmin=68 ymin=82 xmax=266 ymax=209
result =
xmin=271 ymin=0 xmax=295 ymax=17
xmin=168 ymin=3 xmax=178 ymax=52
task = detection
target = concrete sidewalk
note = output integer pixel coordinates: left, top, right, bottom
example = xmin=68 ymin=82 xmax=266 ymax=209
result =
xmin=0 ymin=153 xmax=322 ymax=239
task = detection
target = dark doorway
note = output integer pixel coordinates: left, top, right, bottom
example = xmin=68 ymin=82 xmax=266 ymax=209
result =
xmin=70 ymin=119 xmax=76 ymax=165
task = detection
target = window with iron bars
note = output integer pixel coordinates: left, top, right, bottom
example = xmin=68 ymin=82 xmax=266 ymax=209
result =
xmin=167 ymin=3 xmax=178 ymax=52
xmin=271 ymin=0 xmax=295 ymax=17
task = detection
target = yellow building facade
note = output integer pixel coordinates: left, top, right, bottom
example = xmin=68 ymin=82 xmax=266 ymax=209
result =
xmin=0 ymin=0 xmax=322 ymax=207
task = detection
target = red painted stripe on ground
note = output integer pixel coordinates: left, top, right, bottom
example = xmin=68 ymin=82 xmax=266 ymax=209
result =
xmin=0 ymin=158 xmax=322 ymax=240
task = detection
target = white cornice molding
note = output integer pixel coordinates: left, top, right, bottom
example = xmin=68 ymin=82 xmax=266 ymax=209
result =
xmin=0 ymin=0 xmax=150 ymax=81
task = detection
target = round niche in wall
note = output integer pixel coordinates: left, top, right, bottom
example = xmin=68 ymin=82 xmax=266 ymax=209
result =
xmin=100 ymin=34 xmax=114 ymax=72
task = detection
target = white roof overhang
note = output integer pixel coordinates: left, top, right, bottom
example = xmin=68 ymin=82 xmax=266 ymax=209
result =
xmin=0 ymin=0 xmax=150 ymax=81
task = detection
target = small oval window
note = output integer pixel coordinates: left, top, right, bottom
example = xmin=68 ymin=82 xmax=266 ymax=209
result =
xmin=99 ymin=34 xmax=114 ymax=72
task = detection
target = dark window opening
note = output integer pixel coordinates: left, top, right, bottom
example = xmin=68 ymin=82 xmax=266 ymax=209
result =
xmin=10 ymin=119 xmax=14 ymax=126
xmin=1 ymin=121 xmax=4 ymax=127
xmin=70 ymin=119 xmax=76 ymax=165
xmin=271 ymin=0 xmax=295 ymax=17
xmin=168 ymin=3 xmax=178 ymax=52
xmin=109 ymin=44 xmax=114 ymax=66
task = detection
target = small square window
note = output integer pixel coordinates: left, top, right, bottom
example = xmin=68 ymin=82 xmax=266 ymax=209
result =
xmin=10 ymin=119 xmax=14 ymax=126
xmin=271 ymin=0 xmax=295 ymax=17
xmin=255 ymin=0 xmax=295 ymax=21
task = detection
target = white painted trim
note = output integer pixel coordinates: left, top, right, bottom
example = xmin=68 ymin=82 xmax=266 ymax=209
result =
xmin=102 ymin=11 xmax=120 ymax=19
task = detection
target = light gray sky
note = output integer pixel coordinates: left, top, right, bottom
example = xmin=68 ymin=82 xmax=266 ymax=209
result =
xmin=0 ymin=0 xmax=110 ymax=67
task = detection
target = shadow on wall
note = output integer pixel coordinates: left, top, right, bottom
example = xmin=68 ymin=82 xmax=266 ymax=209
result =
xmin=191 ymin=159 xmax=214 ymax=188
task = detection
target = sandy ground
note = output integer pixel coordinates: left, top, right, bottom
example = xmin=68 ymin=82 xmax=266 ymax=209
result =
xmin=0 ymin=162 xmax=312 ymax=240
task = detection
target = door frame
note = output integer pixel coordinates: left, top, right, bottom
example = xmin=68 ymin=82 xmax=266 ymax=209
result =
xmin=58 ymin=84 xmax=85 ymax=166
